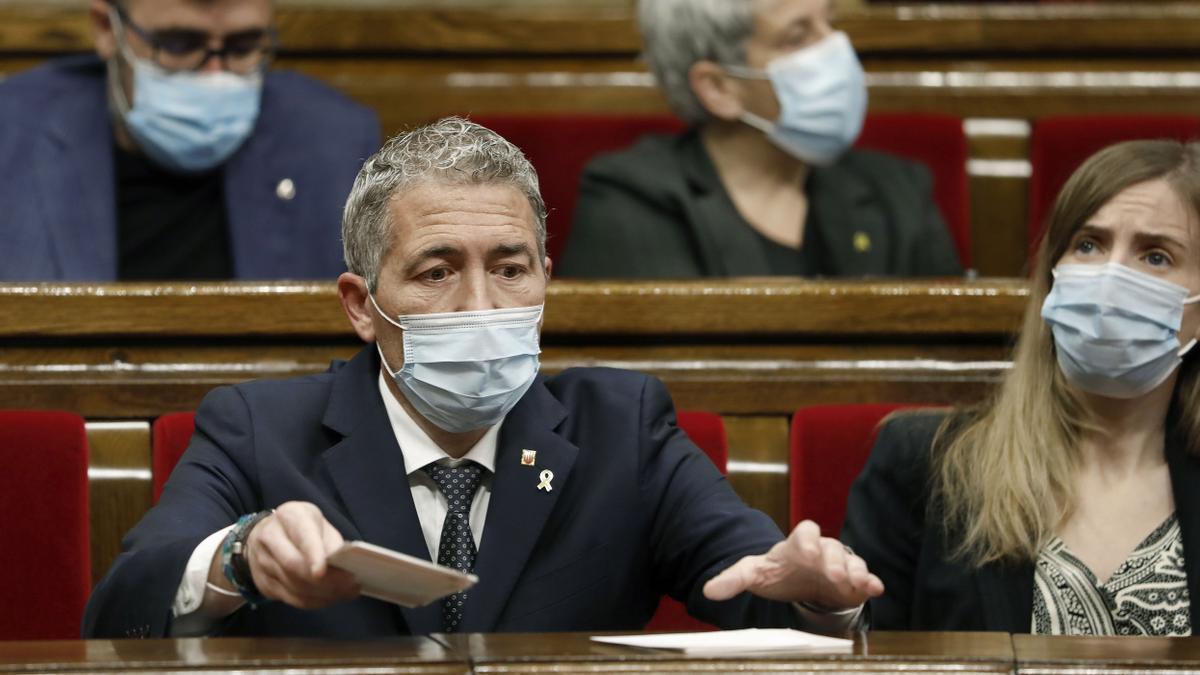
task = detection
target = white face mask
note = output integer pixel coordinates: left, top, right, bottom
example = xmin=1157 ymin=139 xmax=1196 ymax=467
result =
xmin=1041 ymin=262 xmax=1200 ymax=399
xmin=370 ymin=296 xmax=543 ymax=433
xmin=724 ymin=31 xmax=867 ymax=166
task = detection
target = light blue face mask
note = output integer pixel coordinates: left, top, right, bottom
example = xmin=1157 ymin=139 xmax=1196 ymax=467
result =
xmin=725 ymin=31 xmax=867 ymax=166
xmin=109 ymin=11 xmax=262 ymax=174
xmin=370 ymin=296 xmax=543 ymax=433
xmin=1041 ymin=262 xmax=1200 ymax=399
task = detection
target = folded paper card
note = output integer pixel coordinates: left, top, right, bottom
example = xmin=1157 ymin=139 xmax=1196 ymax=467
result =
xmin=327 ymin=540 xmax=477 ymax=607
xmin=591 ymin=629 xmax=853 ymax=655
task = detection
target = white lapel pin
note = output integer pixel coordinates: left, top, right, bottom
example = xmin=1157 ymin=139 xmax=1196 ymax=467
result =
xmin=537 ymin=469 xmax=554 ymax=492
xmin=276 ymin=178 xmax=296 ymax=201
xmin=521 ymin=449 xmax=537 ymax=466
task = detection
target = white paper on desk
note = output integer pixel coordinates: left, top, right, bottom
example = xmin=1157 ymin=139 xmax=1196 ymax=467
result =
xmin=591 ymin=629 xmax=853 ymax=655
xmin=327 ymin=540 xmax=477 ymax=608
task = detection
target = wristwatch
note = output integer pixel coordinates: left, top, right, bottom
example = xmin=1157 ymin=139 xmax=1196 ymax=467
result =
xmin=221 ymin=509 xmax=274 ymax=606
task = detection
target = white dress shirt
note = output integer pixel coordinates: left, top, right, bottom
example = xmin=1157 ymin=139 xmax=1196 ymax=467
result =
xmin=169 ymin=373 xmax=500 ymax=636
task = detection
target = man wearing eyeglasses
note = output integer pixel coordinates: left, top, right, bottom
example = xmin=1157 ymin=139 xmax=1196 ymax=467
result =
xmin=0 ymin=0 xmax=380 ymax=281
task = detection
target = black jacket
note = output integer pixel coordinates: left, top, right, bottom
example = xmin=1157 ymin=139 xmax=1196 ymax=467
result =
xmin=560 ymin=130 xmax=962 ymax=278
xmin=842 ymin=412 xmax=1200 ymax=631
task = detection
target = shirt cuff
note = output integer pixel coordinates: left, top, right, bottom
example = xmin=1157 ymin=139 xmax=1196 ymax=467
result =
xmin=790 ymin=601 xmax=866 ymax=635
xmin=169 ymin=525 xmax=239 ymax=637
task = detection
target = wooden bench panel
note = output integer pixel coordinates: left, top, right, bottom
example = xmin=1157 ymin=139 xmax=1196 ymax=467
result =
xmin=4 ymin=3 xmax=1199 ymax=56
xmin=85 ymin=421 xmax=152 ymax=586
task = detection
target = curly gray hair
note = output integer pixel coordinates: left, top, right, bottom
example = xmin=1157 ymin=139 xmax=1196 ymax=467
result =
xmin=342 ymin=117 xmax=548 ymax=291
xmin=639 ymin=0 xmax=761 ymax=126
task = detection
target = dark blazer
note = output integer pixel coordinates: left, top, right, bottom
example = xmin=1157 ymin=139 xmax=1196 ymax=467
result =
xmin=0 ymin=56 xmax=380 ymax=281
xmin=559 ymin=130 xmax=962 ymax=278
xmin=841 ymin=412 xmax=1200 ymax=632
xmin=83 ymin=346 xmax=798 ymax=638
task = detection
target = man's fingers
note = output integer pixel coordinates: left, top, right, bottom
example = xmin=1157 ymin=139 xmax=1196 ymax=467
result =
xmin=702 ymin=554 xmax=765 ymax=602
xmin=277 ymin=503 xmax=330 ymax=576
xmin=818 ymin=538 xmax=848 ymax=587
xmin=321 ymin=519 xmax=346 ymax=555
xmin=840 ymin=552 xmax=884 ymax=597
xmin=787 ymin=520 xmax=824 ymax=560
xmin=255 ymin=555 xmax=357 ymax=609
xmin=241 ymin=502 xmax=360 ymax=610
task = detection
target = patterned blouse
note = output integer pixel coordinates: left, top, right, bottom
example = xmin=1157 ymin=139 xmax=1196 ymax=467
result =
xmin=1033 ymin=514 xmax=1190 ymax=636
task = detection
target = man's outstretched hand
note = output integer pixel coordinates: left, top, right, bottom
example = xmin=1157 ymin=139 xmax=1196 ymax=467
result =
xmin=703 ymin=520 xmax=883 ymax=611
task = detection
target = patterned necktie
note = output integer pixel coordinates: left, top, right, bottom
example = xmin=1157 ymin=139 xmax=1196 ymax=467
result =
xmin=421 ymin=460 xmax=488 ymax=632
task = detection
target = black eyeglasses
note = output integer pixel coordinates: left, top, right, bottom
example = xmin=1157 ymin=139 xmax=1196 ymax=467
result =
xmin=110 ymin=0 xmax=277 ymax=75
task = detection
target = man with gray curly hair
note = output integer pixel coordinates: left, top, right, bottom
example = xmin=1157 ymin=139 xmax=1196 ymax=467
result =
xmin=561 ymin=0 xmax=961 ymax=279
xmin=85 ymin=117 xmax=881 ymax=640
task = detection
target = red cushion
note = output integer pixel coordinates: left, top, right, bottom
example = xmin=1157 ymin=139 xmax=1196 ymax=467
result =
xmin=472 ymin=114 xmax=687 ymax=263
xmin=0 ymin=411 xmax=90 ymax=640
xmin=790 ymin=403 xmax=931 ymax=536
xmin=1029 ymin=115 xmax=1200 ymax=256
xmin=857 ymin=113 xmax=971 ymax=268
xmin=644 ymin=410 xmax=727 ymax=632
xmin=675 ymin=410 xmax=728 ymax=473
xmin=152 ymin=412 xmax=196 ymax=503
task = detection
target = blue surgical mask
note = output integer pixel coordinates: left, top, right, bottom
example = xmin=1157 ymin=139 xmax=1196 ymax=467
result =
xmin=1041 ymin=262 xmax=1200 ymax=399
xmin=725 ymin=31 xmax=867 ymax=166
xmin=370 ymin=296 xmax=543 ymax=433
xmin=108 ymin=12 xmax=262 ymax=174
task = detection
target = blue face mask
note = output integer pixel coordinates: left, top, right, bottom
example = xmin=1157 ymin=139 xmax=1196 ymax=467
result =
xmin=725 ymin=31 xmax=867 ymax=166
xmin=109 ymin=13 xmax=262 ymax=174
xmin=1041 ymin=262 xmax=1200 ymax=399
xmin=370 ymin=296 xmax=543 ymax=433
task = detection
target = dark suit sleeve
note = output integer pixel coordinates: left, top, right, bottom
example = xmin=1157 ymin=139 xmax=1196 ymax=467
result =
xmin=636 ymin=376 xmax=801 ymax=629
xmin=905 ymin=164 xmax=963 ymax=276
xmin=840 ymin=413 xmax=941 ymax=630
xmin=82 ymin=386 xmax=262 ymax=638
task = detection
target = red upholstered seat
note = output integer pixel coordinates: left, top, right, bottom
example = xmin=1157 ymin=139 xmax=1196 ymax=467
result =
xmin=1029 ymin=115 xmax=1200 ymax=256
xmin=645 ymin=410 xmax=728 ymax=633
xmin=789 ymin=403 xmax=932 ymax=536
xmin=0 ymin=410 xmax=90 ymax=640
xmin=674 ymin=410 xmax=728 ymax=473
xmin=152 ymin=412 xmax=196 ymax=503
xmin=856 ymin=113 xmax=971 ymax=268
xmin=472 ymin=114 xmax=687 ymax=262
xmin=476 ymin=113 xmax=971 ymax=270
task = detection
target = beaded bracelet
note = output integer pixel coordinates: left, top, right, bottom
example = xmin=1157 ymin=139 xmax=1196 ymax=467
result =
xmin=220 ymin=509 xmax=274 ymax=606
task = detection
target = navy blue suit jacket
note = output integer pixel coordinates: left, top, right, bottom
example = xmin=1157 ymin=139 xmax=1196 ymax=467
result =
xmin=83 ymin=346 xmax=797 ymax=638
xmin=0 ymin=56 xmax=380 ymax=280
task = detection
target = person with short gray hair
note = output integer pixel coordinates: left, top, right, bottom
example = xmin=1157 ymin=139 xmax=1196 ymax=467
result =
xmin=343 ymin=117 xmax=548 ymax=293
xmin=85 ymin=116 xmax=884 ymax=640
xmin=562 ymin=0 xmax=961 ymax=279
xmin=639 ymin=0 xmax=759 ymax=126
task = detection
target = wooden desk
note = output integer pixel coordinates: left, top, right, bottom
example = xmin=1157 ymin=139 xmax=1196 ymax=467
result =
xmin=12 ymin=633 xmax=1200 ymax=673
xmin=0 ymin=632 xmax=1014 ymax=674
xmin=435 ymin=631 xmax=1017 ymax=673
xmin=1015 ymin=634 xmax=1200 ymax=673
xmin=0 ymin=636 xmax=466 ymax=674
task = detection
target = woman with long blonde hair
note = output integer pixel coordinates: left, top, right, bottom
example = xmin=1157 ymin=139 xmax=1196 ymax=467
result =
xmin=843 ymin=139 xmax=1200 ymax=634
